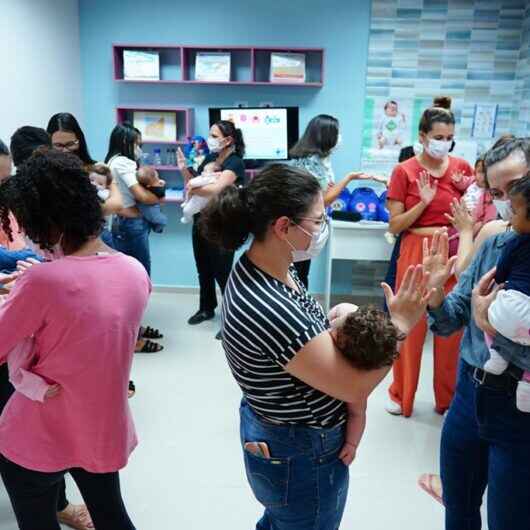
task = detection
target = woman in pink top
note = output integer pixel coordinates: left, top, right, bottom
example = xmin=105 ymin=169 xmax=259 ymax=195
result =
xmin=0 ymin=149 xmax=150 ymax=530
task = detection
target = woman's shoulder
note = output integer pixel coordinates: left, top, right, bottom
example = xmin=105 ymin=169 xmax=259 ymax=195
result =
xmin=449 ymin=155 xmax=473 ymax=172
xmin=109 ymin=155 xmax=136 ymax=169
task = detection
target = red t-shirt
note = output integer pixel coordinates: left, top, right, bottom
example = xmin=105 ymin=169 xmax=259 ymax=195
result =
xmin=387 ymin=156 xmax=474 ymax=228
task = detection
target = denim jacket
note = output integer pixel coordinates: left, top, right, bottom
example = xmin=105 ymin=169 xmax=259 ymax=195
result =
xmin=428 ymin=230 xmax=530 ymax=371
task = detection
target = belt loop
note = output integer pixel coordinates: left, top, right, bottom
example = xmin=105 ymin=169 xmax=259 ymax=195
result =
xmin=472 ymin=367 xmax=487 ymax=385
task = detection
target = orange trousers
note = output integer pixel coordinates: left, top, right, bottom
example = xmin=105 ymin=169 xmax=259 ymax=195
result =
xmin=388 ymin=232 xmax=462 ymax=417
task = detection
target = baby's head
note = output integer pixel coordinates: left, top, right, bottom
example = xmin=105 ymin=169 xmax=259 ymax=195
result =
xmin=137 ymin=166 xmax=164 ymax=188
xmin=330 ymin=306 xmax=399 ymax=370
xmin=384 ymin=100 xmax=399 ymax=117
xmin=203 ymin=161 xmax=222 ymax=175
xmin=474 ymin=157 xmax=486 ymax=188
xmin=88 ymin=163 xmax=112 ymax=190
xmin=508 ymin=174 xmax=530 ymax=234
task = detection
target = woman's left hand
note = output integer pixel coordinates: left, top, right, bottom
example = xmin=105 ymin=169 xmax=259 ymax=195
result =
xmin=472 ymin=267 xmax=503 ymax=335
xmin=382 ymin=264 xmax=434 ymax=337
xmin=445 ymin=198 xmax=474 ymax=234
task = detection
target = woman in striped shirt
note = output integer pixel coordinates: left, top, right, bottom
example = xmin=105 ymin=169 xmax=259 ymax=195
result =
xmin=199 ymin=164 xmax=432 ymax=530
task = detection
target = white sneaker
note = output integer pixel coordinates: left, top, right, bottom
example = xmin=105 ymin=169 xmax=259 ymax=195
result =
xmin=385 ymin=400 xmax=403 ymax=415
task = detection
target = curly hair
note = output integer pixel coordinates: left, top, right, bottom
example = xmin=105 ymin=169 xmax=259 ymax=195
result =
xmin=509 ymin=173 xmax=530 ymax=220
xmin=334 ymin=306 xmax=400 ymax=370
xmin=0 ymin=148 xmax=104 ymax=253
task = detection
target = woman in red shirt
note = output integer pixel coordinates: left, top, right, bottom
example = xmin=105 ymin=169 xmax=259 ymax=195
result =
xmin=386 ymin=107 xmax=473 ymax=417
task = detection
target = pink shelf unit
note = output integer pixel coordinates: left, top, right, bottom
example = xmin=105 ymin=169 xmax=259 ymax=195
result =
xmin=115 ymin=105 xmax=194 ymax=145
xmin=113 ymin=44 xmax=324 ymax=87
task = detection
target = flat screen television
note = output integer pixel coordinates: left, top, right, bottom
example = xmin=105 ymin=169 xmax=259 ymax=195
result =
xmin=208 ymin=107 xmax=299 ymax=168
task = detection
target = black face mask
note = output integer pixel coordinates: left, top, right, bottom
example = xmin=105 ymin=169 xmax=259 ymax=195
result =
xmin=149 ymin=185 xmax=166 ymax=199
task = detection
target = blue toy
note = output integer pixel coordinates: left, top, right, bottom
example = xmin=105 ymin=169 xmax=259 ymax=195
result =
xmin=378 ymin=190 xmax=390 ymax=222
xmin=329 ymin=188 xmax=352 ymax=213
xmin=349 ymin=187 xmax=380 ymax=221
xmin=183 ymin=135 xmax=209 ymax=170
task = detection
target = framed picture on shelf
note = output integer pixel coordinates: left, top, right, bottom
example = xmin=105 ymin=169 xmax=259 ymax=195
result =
xmin=123 ymin=50 xmax=160 ymax=81
xmin=195 ymin=52 xmax=231 ymax=82
xmin=133 ymin=111 xmax=177 ymax=142
xmin=270 ymin=53 xmax=306 ymax=83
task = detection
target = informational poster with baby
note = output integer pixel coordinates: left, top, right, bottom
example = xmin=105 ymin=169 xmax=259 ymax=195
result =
xmin=221 ymin=108 xmax=288 ymax=160
xmin=361 ymin=97 xmax=429 ymax=177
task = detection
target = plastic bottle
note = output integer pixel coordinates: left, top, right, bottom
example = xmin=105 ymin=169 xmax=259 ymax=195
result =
xmin=165 ymin=148 xmax=172 ymax=166
xmin=153 ymin=148 xmax=162 ymax=166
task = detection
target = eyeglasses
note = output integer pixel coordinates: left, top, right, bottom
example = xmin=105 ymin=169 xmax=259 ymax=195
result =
xmin=52 ymin=140 xmax=79 ymax=151
xmin=295 ymin=213 xmax=330 ymax=233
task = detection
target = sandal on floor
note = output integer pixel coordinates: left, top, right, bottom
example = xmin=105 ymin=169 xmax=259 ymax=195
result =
xmin=57 ymin=503 xmax=94 ymax=530
xmin=128 ymin=380 xmax=136 ymax=399
xmin=418 ymin=473 xmax=444 ymax=506
xmin=135 ymin=339 xmax=164 ymax=354
xmin=139 ymin=326 xmax=163 ymax=340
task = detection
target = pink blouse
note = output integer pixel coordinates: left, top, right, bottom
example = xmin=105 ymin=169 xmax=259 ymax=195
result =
xmin=0 ymin=253 xmax=151 ymax=473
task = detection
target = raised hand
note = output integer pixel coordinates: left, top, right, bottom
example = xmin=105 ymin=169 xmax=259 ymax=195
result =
xmin=176 ymin=147 xmax=187 ymax=171
xmin=445 ymin=198 xmax=474 ymax=234
xmin=417 ymin=171 xmax=438 ymax=205
xmin=422 ymin=230 xmax=458 ymax=291
xmin=382 ymin=264 xmax=434 ymax=337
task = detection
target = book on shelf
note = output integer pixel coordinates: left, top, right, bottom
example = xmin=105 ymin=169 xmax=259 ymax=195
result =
xmin=133 ymin=111 xmax=177 ymax=143
xmin=270 ymin=52 xmax=306 ymax=83
xmin=195 ymin=52 xmax=231 ymax=82
xmin=123 ymin=50 xmax=160 ymax=81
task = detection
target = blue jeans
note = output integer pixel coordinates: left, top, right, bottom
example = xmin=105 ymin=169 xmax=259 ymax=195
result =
xmin=441 ymin=361 xmax=530 ymax=530
xmin=112 ymin=217 xmax=151 ymax=276
xmin=240 ymin=401 xmax=349 ymax=530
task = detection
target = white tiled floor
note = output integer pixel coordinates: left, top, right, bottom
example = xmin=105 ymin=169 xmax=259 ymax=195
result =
xmin=0 ymin=293 xmax=453 ymax=530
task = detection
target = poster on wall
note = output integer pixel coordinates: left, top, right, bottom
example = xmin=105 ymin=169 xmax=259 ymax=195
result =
xmin=360 ymin=97 xmax=430 ymax=177
xmin=133 ymin=111 xmax=177 ymax=142
xmin=195 ymin=52 xmax=231 ymax=82
xmin=270 ymin=53 xmax=306 ymax=83
xmin=471 ymin=104 xmax=498 ymax=139
xmin=123 ymin=50 xmax=160 ymax=81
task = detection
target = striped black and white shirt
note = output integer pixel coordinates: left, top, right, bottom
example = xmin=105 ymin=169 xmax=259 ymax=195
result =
xmin=222 ymin=254 xmax=347 ymax=428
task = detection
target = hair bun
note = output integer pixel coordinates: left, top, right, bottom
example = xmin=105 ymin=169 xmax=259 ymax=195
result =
xmin=433 ymin=96 xmax=452 ymax=110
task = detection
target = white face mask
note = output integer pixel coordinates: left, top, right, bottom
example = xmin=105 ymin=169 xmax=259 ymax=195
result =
xmin=24 ymin=236 xmax=64 ymax=261
xmin=207 ymin=136 xmax=224 ymax=153
xmin=492 ymin=199 xmax=513 ymax=221
xmin=134 ymin=146 xmax=143 ymax=161
xmin=286 ymin=218 xmax=330 ymax=262
xmin=425 ymin=139 xmax=452 ymax=160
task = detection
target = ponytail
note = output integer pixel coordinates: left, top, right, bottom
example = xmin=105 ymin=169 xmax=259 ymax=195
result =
xmin=199 ymin=163 xmax=321 ymax=251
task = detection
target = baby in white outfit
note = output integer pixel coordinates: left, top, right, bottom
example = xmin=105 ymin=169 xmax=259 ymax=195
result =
xmin=181 ymin=161 xmax=222 ymax=224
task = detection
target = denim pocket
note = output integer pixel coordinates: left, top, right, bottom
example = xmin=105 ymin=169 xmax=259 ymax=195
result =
xmin=244 ymin=448 xmax=290 ymax=508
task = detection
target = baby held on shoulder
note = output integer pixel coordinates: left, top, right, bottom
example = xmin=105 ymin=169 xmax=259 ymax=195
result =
xmin=328 ymin=305 xmax=400 ymax=465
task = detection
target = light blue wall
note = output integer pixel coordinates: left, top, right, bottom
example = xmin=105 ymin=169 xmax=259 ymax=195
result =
xmin=78 ymin=0 xmax=371 ymax=292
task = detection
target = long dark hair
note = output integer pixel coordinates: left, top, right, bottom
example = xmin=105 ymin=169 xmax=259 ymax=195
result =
xmin=104 ymin=124 xmax=137 ymax=163
xmin=47 ymin=113 xmax=96 ymax=166
xmin=290 ymin=114 xmax=339 ymax=159
xmin=214 ymin=120 xmax=245 ymax=158
xmin=199 ymin=164 xmax=321 ymax=251
xmin=0 ymin=148 xmax=103 ymax=253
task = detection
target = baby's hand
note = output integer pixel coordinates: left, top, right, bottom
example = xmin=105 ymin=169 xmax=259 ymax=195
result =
xmin=451 ymin=171 xmax=472 ymax=190
xmin=44 ymin=384 xmax=61 ymax=400
xmin=328 ymin=303 xmax=359 ymax=328
xmin=339 ymin=442 xmax=357 ymax=466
